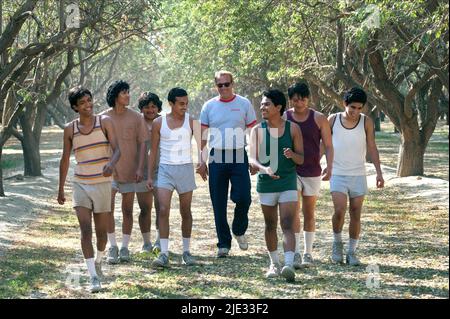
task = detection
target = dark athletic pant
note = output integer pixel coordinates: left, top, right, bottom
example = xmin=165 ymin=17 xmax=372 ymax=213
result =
xmin=208 ymin=148 xmax=252 ymax=249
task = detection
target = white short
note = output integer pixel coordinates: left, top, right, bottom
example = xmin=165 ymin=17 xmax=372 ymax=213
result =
xmin=72 ymin=182 xmax=112 ymax=213
xmin=330 ymin=175 xmax=368 ymax=198
xmin=258 ymin=190 xmax=298 ymax=206
xmin=297 ymin=176 xmax=321 ymax=197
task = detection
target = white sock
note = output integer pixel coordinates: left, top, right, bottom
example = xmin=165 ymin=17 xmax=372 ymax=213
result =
xmin=85 ymin=258 xmax=97 ymax=278
xmin=95 ymin=250 xmax=105 ymax=264
xmin=142 ymin=232 xmax=151 ymax=245
xmin=295 ymin=233 xmax=301 ymax=253
xmin=333 ymin=232 xmax=342 ymax=243
xmin=160 ymin=238 xmax=169 ymax=255
xmin=268 ymin=250 xmax=279 ymax=265
xmin=284 ymin=251 xmax=295 ymax=267
xmin=155 ymin=229 xmax=160 ymax=242
xmin=348 ymin=238 xmax=359 ymax=254
xmin=107 ymin=233 xmax=117 ymax=247
xmin=304 ymin=231 xmax=315 ymax=254
xmin=122 ymin=234 xmax=131 ymax=249
xmin=182 ymin=237 xmax=191 ymax=253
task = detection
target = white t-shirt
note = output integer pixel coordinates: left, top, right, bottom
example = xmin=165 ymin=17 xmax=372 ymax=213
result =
xmin=332 ymin=113 xmax=367 ymax=176
xmin=200 ymin=94 xmax=257 ymax=150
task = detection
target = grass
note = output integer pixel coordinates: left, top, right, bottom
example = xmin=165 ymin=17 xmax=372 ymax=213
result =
xmin=0 ymin=124 xmax=448 ymax=299
xmin=0 ymin=174 xmax=447 ymax=299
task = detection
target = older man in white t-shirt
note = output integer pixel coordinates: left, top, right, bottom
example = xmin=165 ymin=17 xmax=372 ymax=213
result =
xmin=197 ymin=70 xmax=257 ymax=258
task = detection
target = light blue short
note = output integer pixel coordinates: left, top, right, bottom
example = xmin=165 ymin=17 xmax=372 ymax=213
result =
xmin=330 ymin=175 xmax=368 ymax=198
xmin=156 ymin=163 xmax=196 ymax=194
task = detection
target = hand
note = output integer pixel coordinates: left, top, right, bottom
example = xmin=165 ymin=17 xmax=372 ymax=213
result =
xmin=196 ymin=162 xmax=208 ymax=181
xmin=249 ymin=164 xmax=258 ymax=175
xmin=376 ymin=174 xmax=384 ymax=188
xmin=263 ymin=166 xmax=280 ymax=180
xmin=283 ymin=147 xmax=294 ymax=159
xmin=136 ymin=168 xmax=144 ymax=183
xmin=57 ymin=190 xmax=65 ymax=205
xmin=102 ymin=162 xmax=114 ymax=177
xmin=146 ymin=178 xmax=154 ymax=190
xmin=321 ymin=167 xmax=331 ymax=181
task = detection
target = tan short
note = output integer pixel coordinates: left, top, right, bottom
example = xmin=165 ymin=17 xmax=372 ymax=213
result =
xmin=297 ymin=176 xmax=321 ymax=197
xmin=72 ymin=182 xmax=112 ymax=213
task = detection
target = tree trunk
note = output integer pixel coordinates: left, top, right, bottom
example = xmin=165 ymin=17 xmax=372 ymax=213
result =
xmin=19 ymin=112 xmax=42 ymax=176
xmin=397 ymin=127 xmax=425 ymax=176
xmin=0 ymin=148 xmax=4 ymax=196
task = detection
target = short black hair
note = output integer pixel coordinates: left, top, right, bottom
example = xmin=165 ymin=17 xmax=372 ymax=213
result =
xmin=167 ymin=87 xmax=188 ymax=104
xmin=288 ymin=82 xmax=310 ymax=99
xmin=138 ymin=92 xmax=162 ymax=112
xmin=106 ymin=80 xmax=129 ymax=108
xmin=344 ymin=87 xmax=367 ymax=105
xmin=68 ymin=86 xmax=92 ymax=112
xmin=263 ymin=89 xmax=287 ymax=115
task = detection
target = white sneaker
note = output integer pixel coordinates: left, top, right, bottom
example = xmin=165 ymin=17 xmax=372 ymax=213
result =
xmin=234 ymin=234 xmax=248 ymax=250
xmin=265 ymin=263 xmax=280 ymax=279
xmin=90 ymin=276 xmax=102 ymax=293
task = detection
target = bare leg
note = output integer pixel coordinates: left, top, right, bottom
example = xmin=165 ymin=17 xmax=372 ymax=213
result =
xmin=179 ymin=191 xmax=193 ymax=238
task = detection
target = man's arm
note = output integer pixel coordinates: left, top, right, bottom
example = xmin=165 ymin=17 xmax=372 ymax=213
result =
xmin=191 ymin=117 xmax=208 ymax=181
xmin=57 ymin=124 xmax=73 ymax=205
xmin=284 ymin=121 xmax=304 ymax=165
xmin=248 ymin=125 xmax=278 ymax=179
xmin=317 ymin=113 xmax=333 ymax=181
xmin=101 ymin=116 xmax=120 ymax=177
xmin=147 ymin=117 xmax=161 ymax=190
xmin=365 ymin=116 xmax=384 ymax=188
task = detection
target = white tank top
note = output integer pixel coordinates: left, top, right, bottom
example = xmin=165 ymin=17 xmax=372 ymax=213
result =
xmin=332 ymin=113 xmax=367 ymax=176
xmin=159 ymin=113 xmax=192 ymax=165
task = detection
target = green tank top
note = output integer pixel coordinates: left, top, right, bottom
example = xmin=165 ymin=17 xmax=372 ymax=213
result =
xmin=256 ymin=120 xmax=298 ymax=193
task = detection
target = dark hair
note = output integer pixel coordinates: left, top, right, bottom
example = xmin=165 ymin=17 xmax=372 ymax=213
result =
xmin=167 ymin=87 xmax=188 ymax=104
xmin=106 ymin=80 xmax=130 ymax=107
xmin=68 ymin=86 xmax=92 ymax=112
xmin=263 ymin=89 xmax=287 ymax=115
xmin=344 ymin=87 xmax=367 ymax=105
xmin=138 ymin=92 xmax=162 ymax=112
xmin=287 ymin=82 xmax=310 ymax=99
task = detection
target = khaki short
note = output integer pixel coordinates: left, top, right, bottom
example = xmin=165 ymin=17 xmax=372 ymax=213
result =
xmin=72 ymin=182 xmax=112 ymax=213
xmin=297 ymin=176 xmax=321 ymax=197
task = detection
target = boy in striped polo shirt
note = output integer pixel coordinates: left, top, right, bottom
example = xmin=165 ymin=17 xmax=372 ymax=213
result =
xmin=58 ymin=86 xmax=120 ymax=292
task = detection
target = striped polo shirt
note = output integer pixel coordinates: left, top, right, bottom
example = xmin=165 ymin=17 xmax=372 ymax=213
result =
xmin=72 ymin=115 xmax=112 ymax=184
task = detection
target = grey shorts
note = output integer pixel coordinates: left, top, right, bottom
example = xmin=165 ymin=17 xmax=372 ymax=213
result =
xmin=330 ymin=175 xmax=368 ymax=198
xmin=297 ymin=175 xmax=321 ymax=196
xmin=72 ymin=182 xmax=111 ymax=213
xmin=258 ymin=190 xmax=298 ymax=206
xmin=156 ymin=163 xmax=196 ymax=194
xmin=112 ymin=180 xmax=137 ymax=194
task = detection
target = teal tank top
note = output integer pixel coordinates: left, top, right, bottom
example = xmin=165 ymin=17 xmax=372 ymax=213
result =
xmin=256 ymin=120 xmax=298 ymax=193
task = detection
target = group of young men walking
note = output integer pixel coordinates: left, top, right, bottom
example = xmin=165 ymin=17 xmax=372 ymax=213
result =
xmin=57 ymin=70 xmax=384 ymax=292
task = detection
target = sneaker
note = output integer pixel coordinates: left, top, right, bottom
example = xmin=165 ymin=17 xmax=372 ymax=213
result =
xmin=265 ymin=263 xmax=280 ymax=279
xmin=119 ymin=247 xmax=130 ymax=262
xmin=95 ymin=262 xmax=103 ymax=278
xmin=331 ymin=241 xmax=344 ymax=264
xmin=281 ymin=265 xmax=296 ymax=282
xmin=141 ymin=243 xmax=153 ymax=253
xmin=302 ymin=253 xmax=314 ymax=267
xmin=182 ymin=251 xmax=196 ymax=266
xmin=152 ymin=240 xmax=161 ymax=254
xmin=152 ymin=253 xmax=170 ymax=268
xmin=346 ymin=253 xmax=361 ymax=266
xmin=90 ymin=276 xmax=102 ymax=293
xmin=107 ymin=246 xmax=119 ymax=264
xmin=217 ymin=247 xmax=230 ymax=258
xmin=234 ymin=234 xmax=248 ymax=250
xmin=293 ymin=252 xmax=303 ymax=269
